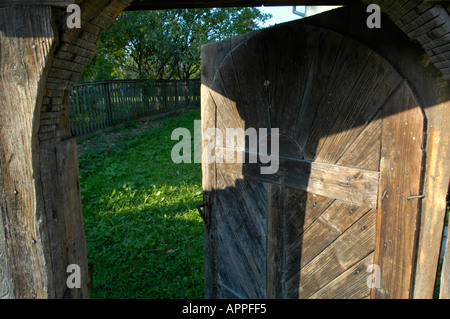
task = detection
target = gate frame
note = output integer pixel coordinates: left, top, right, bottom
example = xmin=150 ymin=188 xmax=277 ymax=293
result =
xmin=0 ymin=0 xmax=449 ymax=298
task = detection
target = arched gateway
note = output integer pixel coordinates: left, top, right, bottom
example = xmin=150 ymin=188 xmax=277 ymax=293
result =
xmin=0 ymin=0 xmax=449 ymax=298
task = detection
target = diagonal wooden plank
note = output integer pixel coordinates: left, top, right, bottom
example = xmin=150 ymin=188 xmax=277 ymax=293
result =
xmin=336 ymin=114 xmax=382 ymax=171
xmin=285 ymin=189 xmax=335 ymax=246
xmin=286 ymin=209 xmax=376 ymax=299
xmin=285 ymin=202 xmax=372 ymax=283
xmin=309 ymin=252 xmax=374 ymax=299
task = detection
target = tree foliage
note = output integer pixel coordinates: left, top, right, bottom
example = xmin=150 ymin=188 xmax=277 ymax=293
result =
xmin=82 ymin=8 xmax=271 ymax=81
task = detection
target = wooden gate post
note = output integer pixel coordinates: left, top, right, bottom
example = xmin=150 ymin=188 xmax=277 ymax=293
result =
xmin=0 ymin=5 xmax=88 ymax=298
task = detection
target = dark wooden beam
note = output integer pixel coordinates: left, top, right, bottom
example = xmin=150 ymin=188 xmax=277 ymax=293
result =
xmin=0 ymin=0 xmax=74 ymax=6
xmin=125 ymin=0 xmax=348 ymax=10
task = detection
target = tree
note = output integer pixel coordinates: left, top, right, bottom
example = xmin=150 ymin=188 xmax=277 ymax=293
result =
xmin=82 ymin=8 xmax=271 ymax=81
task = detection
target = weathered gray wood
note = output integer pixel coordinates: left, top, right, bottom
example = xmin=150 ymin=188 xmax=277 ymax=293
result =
xmin=314 ymin=53 xmax=403 ymax=164
xmin=304 ymin=3 xmax=450 ymax=298
xmin=39 ymin=139 xmax=89 ymax=298
xmin=292 ymin=209 xmax=376 ymax=299
xmin=286 ymin=203 xmax=372 ymax=279
xmin=0 ymin=5 xmax=88 ymax=298
xmin=309 ymin=253 xmax=374 ymax=299
xmin=203 ymin=22 xmax=400 ymax=300
xmin=201 ymin=34 xmax=250 ymax=298
xmin=215 ymin=170 xmax=268 ymax=299
xmin=301 ymin=37 xmax=372 ymax=160
xmin=266 ymin=184 xmax=286 ymax=299
xmin=0 ymin=5 xmax=57 ymax=299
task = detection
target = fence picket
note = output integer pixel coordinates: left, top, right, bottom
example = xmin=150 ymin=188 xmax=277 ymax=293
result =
xmin=68 ymin=79 xmax=200 ymax=136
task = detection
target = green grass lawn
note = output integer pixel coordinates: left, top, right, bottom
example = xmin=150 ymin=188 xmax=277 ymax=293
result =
xmin=78 ymin=109 xmax=204 ymax=299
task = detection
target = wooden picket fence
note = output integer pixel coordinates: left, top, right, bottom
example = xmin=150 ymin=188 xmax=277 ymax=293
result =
xmin=68 ymin=79 xmax=200 ymax=136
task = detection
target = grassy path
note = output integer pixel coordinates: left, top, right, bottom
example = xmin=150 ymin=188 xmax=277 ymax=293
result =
xmin=77 ymin=109 xmax=204 ymax=298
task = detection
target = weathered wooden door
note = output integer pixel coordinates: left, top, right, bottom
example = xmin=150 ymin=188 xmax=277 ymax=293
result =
xmin=201 ymin=23 xmax=425 ymax=299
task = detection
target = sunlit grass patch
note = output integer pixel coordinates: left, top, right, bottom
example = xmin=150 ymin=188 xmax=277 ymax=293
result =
xmin=78 ymin=109 xmax=204 ymax=299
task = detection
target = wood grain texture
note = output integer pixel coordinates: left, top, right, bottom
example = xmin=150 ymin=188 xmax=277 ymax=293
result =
xmin=292 ymin=209 xmax=376 ymax=299
xmin=266 ymin=184 xmax=286 ymax=299
xmin=314 ymin=53 xmax=403 ymax=164
xmin=0 ymin=6 xmax=56 ymax=298
xmin=285 ymin=202 xmax=372 ymax=281
xmin=372 ymin=82 xmax=425 ymax=299
xmin=39 ymin=139 xmax=89 ymax=298
xmin=416 ymin=101 xmax=450 ymax=299
xmin=200 ymin=34 xmax=251 ymax=297
xmin=215 ymin=170 xmax=268 ymax=299
xmin=308 ymin=253 xmax=374 ymax=299
xmin=299 ymin=1 xmax=450 ymax=299
xmin=202 ymin=15 xmax=441 ymax=299
xmin=216 ymin=155 xmax=379 ymax=208
xmin=201 ymin=84 xmax=218 ymax=298
xmin=301 ymin=36 xmax=373 ymax=160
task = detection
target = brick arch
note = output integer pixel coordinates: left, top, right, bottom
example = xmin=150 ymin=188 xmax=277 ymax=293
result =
xmin=39 ymin=0 xmax=133 ymax=146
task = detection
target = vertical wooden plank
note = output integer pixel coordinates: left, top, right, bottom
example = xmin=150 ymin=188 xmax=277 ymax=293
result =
xmin=95 ymin=84 xmax=101 ymax=130
xmin=372 ymin=82 xmax=425 ymax=299
xmin=139 ymin=82 xmax=144 ymax=117
xmin=39 ymin=139 xmax=89 ymax=298
xmin=120 ymin=82 xmax=127 ymax=121
xmin=201 ymin=84 xmax=217 ymax=298
xmin=112 ymin=82 xmax=118 ymax=124
xmin=266 ymin=184 xmax=286 ymax=298
xmin=201 ymin=36 xmax=242 ymax=298
xmin=129 ymin=82 xmax=134 ymax=119
xmin=163 ymin=81 xmax=167 ymax=111
xmin=82 ymin=85 xmax=92 ymax=133
xmin=0 ymin=5 xmax=88 ymax=298
xmin=98 ymin=83 xmax=105 ymax=129
xmin=93 ymin=84 xmax=100 ymax=130
xmin=68 ymin=90 xmax=75 ymax=136
xmin=414 ymin=100 xmax=450 ymax=298
xmin=0 ymin=6 xmax=57 ymax=298
xmin=75 ymin=88 xmax=82 ymax=135
xmin=132 ymin=82 xmax=138 ymax=118
xmin=72 ymin=87 xmax=80 ymax=135
xmin=79 ymin=86 xmax=86 ymax=135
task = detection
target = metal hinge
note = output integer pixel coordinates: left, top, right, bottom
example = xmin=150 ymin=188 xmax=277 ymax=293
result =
xmin=196 ymin=195 xmax=210 ymax=227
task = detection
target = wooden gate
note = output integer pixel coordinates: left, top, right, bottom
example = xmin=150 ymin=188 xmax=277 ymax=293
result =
xmin=201 ymin=22 xmax=427 ymax=299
